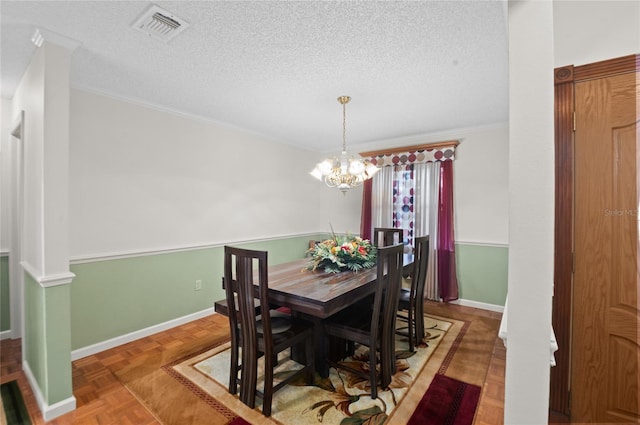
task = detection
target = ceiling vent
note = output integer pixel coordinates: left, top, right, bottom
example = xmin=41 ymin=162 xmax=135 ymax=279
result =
xmin=132 ymin=5 xmax=189 ymax=42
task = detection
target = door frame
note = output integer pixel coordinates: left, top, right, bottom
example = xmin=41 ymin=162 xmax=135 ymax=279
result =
xmin=551 ymin=54 xmax=639 ymax=416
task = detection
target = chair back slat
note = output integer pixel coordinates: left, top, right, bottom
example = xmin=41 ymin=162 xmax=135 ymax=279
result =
xmin=372 ymin=243 xmax=404 ymax=388
xmin=411 ymin=235 xmax=430 ymax=307
xmin=373 ymin=227 xmax=403 ymax=247
xmin=399 ymin=234 xmax=430 ymax=351
xmin=225 ymin=247 xmax=274 ymax=341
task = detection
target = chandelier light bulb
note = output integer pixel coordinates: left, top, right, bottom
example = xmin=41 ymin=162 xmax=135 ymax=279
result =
xmin=365 ymin=162 xmax=380 ymax=177
xmin=310 ymin=167 xmax=323 ymax=180
xmin=318 ymin=159 xmax=333 ymax=175
xmin=349 ymin=159 xmax=365 ymax=175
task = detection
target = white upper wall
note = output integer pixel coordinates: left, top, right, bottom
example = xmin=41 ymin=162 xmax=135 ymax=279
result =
xmin=315 ymin=182 xmax=365 ymax=237
xmin=451 ymin=126 xmax=509 ymax=245
xmin=355 ymin=124 xmax=510 ymax=246
xmin=69 ymin=89 xmax=327 ymax=259
xmin=554 ymin=0 xmax=640 ymax=67
xmin=68 ymin=87 xmax=509 ymax=259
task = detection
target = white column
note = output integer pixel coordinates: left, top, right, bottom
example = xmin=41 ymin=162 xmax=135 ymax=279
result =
xmin=505 ymin=1 xmax=555 ymax=424
xmin=11 ymin=28 xmax=79 ymax=420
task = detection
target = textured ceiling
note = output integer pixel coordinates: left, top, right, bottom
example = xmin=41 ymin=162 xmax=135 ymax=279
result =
xmin=1 ymin=1 xmax=508 ymax=152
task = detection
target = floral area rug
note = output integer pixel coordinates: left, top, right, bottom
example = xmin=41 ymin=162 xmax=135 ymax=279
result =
xmin=164 ymin=315 xmax=465 ymax=425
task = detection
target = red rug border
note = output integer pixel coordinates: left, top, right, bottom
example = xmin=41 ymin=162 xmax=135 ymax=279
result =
xmin=438 ymin=317 xmax=471 ymax=374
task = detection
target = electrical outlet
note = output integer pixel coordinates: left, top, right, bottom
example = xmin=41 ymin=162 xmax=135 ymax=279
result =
xmin=195 ymin=280 xmax=202 ymax=291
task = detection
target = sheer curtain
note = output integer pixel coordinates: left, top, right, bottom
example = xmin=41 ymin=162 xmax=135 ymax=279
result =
xmin=414 ymin=162 xmax=440 ymax=300
xmin=371 ymin=165 xmax=394 ymax=230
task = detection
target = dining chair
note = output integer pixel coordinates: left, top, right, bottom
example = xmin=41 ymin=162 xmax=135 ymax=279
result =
xmin=397 ymin=235 xmax=430 ymax=352
xmin=223 ymin=246 xmax=315 ymax=417
xmin=373 ymin=227 xmax=403 ymax=247
xmin=323 ymin=243 xmax=404 ymax=399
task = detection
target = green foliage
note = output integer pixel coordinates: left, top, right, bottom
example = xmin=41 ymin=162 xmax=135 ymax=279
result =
xmin=306 ymin=233 xmax=377 ymax=274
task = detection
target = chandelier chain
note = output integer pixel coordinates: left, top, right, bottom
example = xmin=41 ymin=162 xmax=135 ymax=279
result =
xmin=342 ymin=101 xmax=347 ymax=152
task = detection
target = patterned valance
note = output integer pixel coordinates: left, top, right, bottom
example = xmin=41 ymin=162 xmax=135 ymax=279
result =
xmin=360 ymin=140 xmax=458 ymax=167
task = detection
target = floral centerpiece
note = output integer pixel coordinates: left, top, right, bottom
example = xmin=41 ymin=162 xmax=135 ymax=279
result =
xmin=307 ymin=233 xmax=377 ymax=273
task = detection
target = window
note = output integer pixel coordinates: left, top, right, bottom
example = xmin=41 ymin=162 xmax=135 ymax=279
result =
xmin=360 ymin=141 xmax=460 ymax=302
xmin=392 ymin=165 xmax=415 ymax=251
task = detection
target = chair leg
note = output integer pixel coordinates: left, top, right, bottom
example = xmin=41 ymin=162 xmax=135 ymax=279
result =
xmin=262 ymin=353 xmax=274 ymax=417
xmin=380 ymin=330 xmax=395 ymax=389
xmin=229 ymin=341 xmax=239 ymax=394
xmin=407 ymin=308 xmax=415 ymax=352
xmin=239 ymin=348 xmax=258 ymax=409
xmin=415 ymin=303 xmax=425 ymax=343
xmin=369 ymin=347 xmax=378 ymax=399
xmin=347 ymin=339 xmax=355 ymax=356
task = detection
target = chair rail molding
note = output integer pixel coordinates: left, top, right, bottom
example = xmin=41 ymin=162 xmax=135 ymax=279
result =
xmin=21 ymin=261 xmax=75 ymax=288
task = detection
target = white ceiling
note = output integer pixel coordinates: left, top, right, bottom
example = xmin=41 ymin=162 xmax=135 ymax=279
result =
xmin=1 ymin=1 xmax=508 ymax=153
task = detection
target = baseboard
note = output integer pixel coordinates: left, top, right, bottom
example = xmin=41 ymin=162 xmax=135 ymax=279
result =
xmin=450 ymin=298 xmax=504 ymax=313
xmin=22 ymin=359 xmax=77 ymax=421
xmin=71 ymin=307 xmax=215 ymax=360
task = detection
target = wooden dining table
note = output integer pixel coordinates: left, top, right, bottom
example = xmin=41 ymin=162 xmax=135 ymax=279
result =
xmin=275 ymin=255 xmax=413 ymax=375
xmin=266 ymin=258 xmax=380 ymax=318
xmin=265 ymin=254 xmax=414 ymax=316
xmin=216 ymin=254 xmax=414 ymax=377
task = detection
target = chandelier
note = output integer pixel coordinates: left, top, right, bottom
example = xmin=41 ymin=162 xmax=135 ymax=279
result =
xmin=310 ymin=96 xmax=379 ymax=194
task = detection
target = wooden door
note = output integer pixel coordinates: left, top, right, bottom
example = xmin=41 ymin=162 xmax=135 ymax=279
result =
xmin=572 ymin=69 xmax=639 ymax=422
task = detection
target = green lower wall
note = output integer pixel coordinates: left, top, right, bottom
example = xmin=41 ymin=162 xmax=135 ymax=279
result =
xmin=455 ymin=243 xmax=508 ymax=306
xmin=1 ymin=255 xmax=9 ymax=332
xmin=24 ymin=273 xmax=45 ymax=391
xmin=24 ymin=272 xmax=73 ymax=405
xmin=69 ymin=234 xmax=326 ymax=350
xmin=4 ymin=238 xmax=508 ymax=355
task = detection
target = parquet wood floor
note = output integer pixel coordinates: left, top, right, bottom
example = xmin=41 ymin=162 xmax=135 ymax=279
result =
xmin=0 ymin=302 xmax=527 ymax=425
